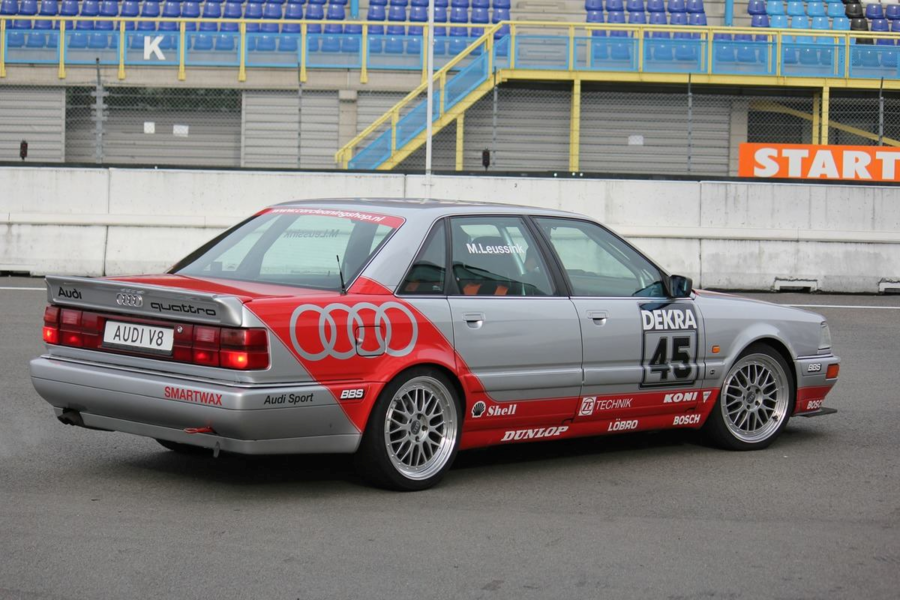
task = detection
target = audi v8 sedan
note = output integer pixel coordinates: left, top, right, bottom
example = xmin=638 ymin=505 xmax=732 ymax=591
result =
xmin=31 ymin=199 xmax=840 ymax=490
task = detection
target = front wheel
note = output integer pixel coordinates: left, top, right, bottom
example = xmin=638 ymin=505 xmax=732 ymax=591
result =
xmin=703 ymin=344 xmax=795 ymax=451
xmin=355 ymin=368 xmax=462 ymax=491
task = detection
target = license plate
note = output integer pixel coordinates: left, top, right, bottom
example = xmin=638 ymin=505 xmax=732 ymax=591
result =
xmin=103 ymin=321 xmax=174 ymax=354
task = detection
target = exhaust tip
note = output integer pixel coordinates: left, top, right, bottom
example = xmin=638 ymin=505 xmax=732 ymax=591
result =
xmin=58 ymin=409 xmax=85 ymax=427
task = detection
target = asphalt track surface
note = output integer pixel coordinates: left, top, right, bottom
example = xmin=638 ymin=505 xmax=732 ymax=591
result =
xmin=1 ymin=277 xmax=898 ymax=600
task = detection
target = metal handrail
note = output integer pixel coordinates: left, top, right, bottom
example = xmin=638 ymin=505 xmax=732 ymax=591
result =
xmin=334 ymin=21 xmax=503 ymax=167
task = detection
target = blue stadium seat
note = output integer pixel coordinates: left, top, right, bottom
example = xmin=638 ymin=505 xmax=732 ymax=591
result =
xmin=472 ymin=0 xmax=489 ymax=7
xmin=769 ymin=14 xmax=787 ymax=27
xmin=389 ymin=0 xmax=408 ymax=5
xmin=748 ymin=0 xmax=765 ymax=15
xmin=886 ymin=5 xmax=900 ymax=20
xmin=367 ymin=3 xmax=385 ymax=52
xmin=628 ymin=10 xmax=646 ymax=23
xmin=80 ymin=0 xmax=99 ymax=16
xmin=832 ymin=15 xmax=850 ymax=30
xmin=385 ymin=4 xmax=406 ymax=53
xmin=826 ymin=2 xmax=843 ymax=17
xmin=646 ymin=0 xmax=664 ymax=11
xmin=95 ymin=0 xmax=118 ymax=34
xmin=0 ymin=0 xmax=17 ymax=15
xmin=450 ymin=0 xmax=468 ymax=6
xmin=20 ymin=0 xmax=37 ymax=15
xmin=255 ymin=4 xmax=281 ymax=51
xmin=140 ymin=0 xmax=161 ymax=17
xmin=606 ymin=0 xmax=624 ymax=11
xmin=806 ymin=2 xmax=825 ymax=17
xmin=786 ymin=1 xmax=804 ymax=16
xmin=752 ymin=14 xmax=769 ymax=27
xmin=586 ymin=0 xmax=602 ymax=9
xmin=369 ymin=0 xmax=386 ymax=4
xmin=669 ymin=10 xmax=686 ymax=24
xmin=387 ymin=4 xmax=405 ymax=36
xmin=306 ymin=0 xmax=324 ymax=35
xmin=626 ymin=0 xmax=643 ymax=11
xmin=120 ymin=0 xmax=139 ymax=30
xmin=811 ymin=15 xmax=829 ymax=29
xmin=766 ymin=1 xmax=784 ymax=15
xmin=892 ymin=18 xmax=900 ymax=32
xmin=243 ymin=1 xmax=262 ymax=40
xmin=59 ymin=0 xmax=78 ymax=17
xmin=687 ymin=11 xmax=705 ymax=25
xmin=607 ymin=8 xmax=628 ymax=40
xmin=471 ymin=6 xmax=488 ymax=36
xmin=865 ymin=3 xmax=883 ymax=20
xmin=791 ymin=15 xmax=809 ymax=29
xmin=685 ymin=0 xmax=702 ymax=13
xmin=733 ymin=33 xmax=756 ymax=63
xmin=649 ymin=11 xmax=667 ymax=24
xmin=183 ymin=1 xmax=200 ymax=18
xmin=492 ymin=6 xmax=509 ymax=38
xmin=493 ymin=0 xmax=509 ymax=7
xmin=667 ymin=0 xmax=685 ymax=13
xmin=326 ymin=1 xmax=345 ymax=27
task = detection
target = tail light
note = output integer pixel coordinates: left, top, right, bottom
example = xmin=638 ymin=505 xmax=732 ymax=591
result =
xmin=41 ymin=304 xmax=269 ymax=370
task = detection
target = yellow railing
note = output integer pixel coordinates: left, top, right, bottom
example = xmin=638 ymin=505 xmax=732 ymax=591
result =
xmin=2 ymin=17 xmax=900 ymax=83
xmin=334 ymin=22 xmax=502 ymax=167
xmin=0 ymin=16 xmax=496 ymax=82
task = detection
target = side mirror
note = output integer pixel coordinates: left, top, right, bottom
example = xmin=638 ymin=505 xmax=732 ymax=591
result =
xmin=668 ymin=275 xmax=693 ymax=298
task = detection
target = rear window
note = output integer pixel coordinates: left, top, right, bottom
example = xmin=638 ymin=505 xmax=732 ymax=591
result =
xmin=173 ymin=208 xmax=402 ymax=290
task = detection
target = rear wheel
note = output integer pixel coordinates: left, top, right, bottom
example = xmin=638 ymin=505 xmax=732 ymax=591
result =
xmin=155 ymin=439 xmax=211 ymax=455
xmin=703 ymin=344 xmax=795 ymax=451
xmin=355 ymin=368 xmax=461 ymax=491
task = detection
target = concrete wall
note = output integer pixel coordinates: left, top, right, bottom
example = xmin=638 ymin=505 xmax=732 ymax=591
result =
xmin=1 ymin=166 xmax=898 ymax=293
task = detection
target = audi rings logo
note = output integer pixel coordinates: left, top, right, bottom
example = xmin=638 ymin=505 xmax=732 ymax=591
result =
xmin=116 ymin=292 xmax=144 ymax=308
xmin=289 ymin=302 xmax=419 ymax=361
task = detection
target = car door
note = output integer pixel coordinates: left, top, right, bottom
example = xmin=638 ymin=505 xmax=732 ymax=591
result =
xmin=532 ymin=217 xmax=707 ymax=425
xmin=446 ymin=215 xmax=583 ymax=427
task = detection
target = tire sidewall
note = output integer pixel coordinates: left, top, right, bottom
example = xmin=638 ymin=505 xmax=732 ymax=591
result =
xmin=355 ymin=367 xmax=463 ymax=491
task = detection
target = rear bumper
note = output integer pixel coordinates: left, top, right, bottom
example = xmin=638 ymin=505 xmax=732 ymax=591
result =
xmin=30 ymin=356 xmax=361 ymax=455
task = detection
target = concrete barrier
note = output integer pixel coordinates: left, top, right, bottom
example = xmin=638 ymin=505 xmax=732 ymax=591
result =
xmin=2 ymin=166 xmax=898 ymax=293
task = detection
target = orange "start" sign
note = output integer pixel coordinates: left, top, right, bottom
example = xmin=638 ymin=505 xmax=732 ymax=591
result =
xmin=738 ymin=143 xmax=900 ymax=182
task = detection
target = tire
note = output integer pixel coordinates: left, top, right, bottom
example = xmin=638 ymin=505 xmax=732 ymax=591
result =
xmin=703 ymin=343 xmax=795 ymax=451
xmin=156 ymin=439 xmax=212 ymax=455
xmin=354 ymin=368 xmax=462 ymax=491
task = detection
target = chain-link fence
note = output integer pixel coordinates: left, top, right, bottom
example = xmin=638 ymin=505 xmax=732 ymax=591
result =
xmin=1 ymin=80 xmax=898 ymax=176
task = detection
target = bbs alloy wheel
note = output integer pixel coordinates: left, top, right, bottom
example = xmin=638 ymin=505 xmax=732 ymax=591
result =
xmin=355 ymin=369 xmax=461 ymax=491
xmin=704 ymin=344 xmax=795 ymax=451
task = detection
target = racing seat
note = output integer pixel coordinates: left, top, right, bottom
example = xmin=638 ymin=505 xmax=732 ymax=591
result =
xmin=453 ymin=235 xmax=520 ymax=296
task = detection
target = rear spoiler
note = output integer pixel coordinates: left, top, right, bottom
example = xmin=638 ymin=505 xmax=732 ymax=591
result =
xmin=46 ymin=276 xmax=245 ymax=327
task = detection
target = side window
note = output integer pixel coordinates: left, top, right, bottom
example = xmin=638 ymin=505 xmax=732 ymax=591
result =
xmin=449 ymin=217 xmax=553 ymax=297
xmin=535 ymin=218 xmax=665 ymax=297
xmin=400 ymin=220 xmax=446 ymax=295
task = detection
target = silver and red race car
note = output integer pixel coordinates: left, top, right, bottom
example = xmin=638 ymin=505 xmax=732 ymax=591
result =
xmin=31 ymin=200 xmax=840 ymax=490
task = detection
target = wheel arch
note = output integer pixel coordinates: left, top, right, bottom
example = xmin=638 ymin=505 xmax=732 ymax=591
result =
xmin=376 ymin=361 xmax=467 ymax=416
xmin=731 ymin=336 xmax=798 ymax=403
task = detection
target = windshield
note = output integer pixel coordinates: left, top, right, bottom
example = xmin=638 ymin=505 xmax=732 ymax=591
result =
xmin=173 ymin=207 xmax=403 ymax=290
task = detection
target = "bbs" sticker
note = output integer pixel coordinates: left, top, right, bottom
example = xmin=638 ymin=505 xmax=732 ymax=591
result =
xmin=339 ymin=388 xmax=365 ymax=400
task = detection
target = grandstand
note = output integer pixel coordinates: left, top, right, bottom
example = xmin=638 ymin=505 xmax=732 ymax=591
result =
xmin=0 ymin=0 xmax=898 ymax=173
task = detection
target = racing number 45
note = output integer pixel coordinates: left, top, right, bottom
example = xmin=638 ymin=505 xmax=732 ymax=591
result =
xmin=649 ymin=336 xmax=693 ymax=381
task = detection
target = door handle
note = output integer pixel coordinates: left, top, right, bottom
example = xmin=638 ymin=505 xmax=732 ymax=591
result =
xmin=587 ymin=310 xmax=608 ymax=326
xmin=463 ymin=312 xmax=485 ymax=329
